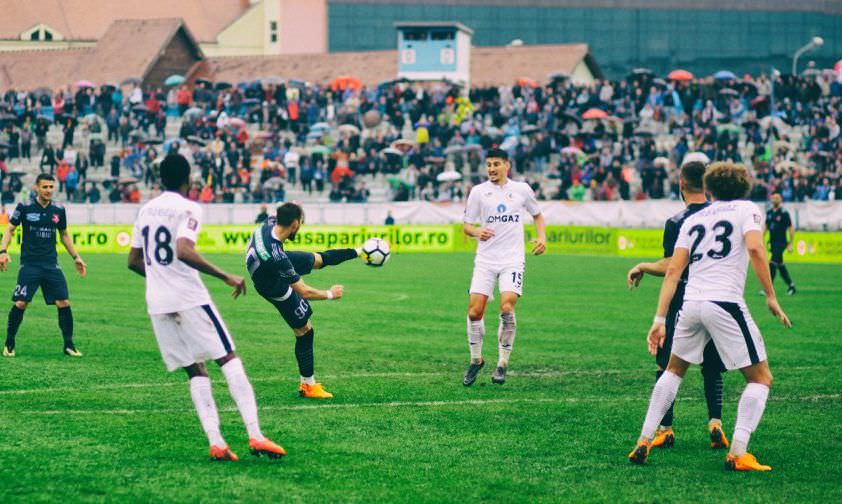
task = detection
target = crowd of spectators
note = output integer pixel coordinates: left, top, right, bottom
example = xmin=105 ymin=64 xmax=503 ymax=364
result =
xmin=0 ymin=67 xmax=841 ymax=205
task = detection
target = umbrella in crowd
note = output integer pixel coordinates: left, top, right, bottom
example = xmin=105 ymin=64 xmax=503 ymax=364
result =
xmin=381 ymin=147 xmax=404 ymax=157
xmin=560 ymin=146 xmax=583 ymax=156
xmin=719 ymin=88 xmax=740 ymax=97
xmin=186 ymin=136 xmax=206 ymax=146
xmin=306 ymin=131 xmax=325 ymax=140
xmin=716 ymin=123 xmax=740 ymax=135
xmin=330 ymin=76 xmax=361 ymax=91
xmin=516 ymin=77 xmax=538 ymax=88
xmin=521 ymin=124 xmax=541 ymax=134
xmin=33 ymin=87 xmax=52 ymax=97
xmin=308 ymin=145 xmax=332 ymax=156
xmin=215 ymin=81 xmax=232 ymax=91
xmin=667 ymin=69 xmax=694 ymax=81
xmin=165 ymin=75 xmax=185 ymax=87
xmin=194 ymin=78 xmax=213 ymax=87
xmin=259 ymin=76 xmax=284 ymax=85
xmin=132 ymin=104 xmax=149 ymax=113
xmin=119 ymin=177 xmax=139 ymax=184
xmin=310 ymin=122 xmax=331 ymax=133
xmin=443 ymin=145 xmax=465 ymax=155
xmin=121 ymin=77 xmax=141 ymax=86
xmin=338 ymin=124 xmax=361 ymax=136
xmin=714 ymin=70 xmax=737 ymax=81
xmin=391 ymin=139 xmax=415 ymax=153
xmin=386 ymin=176 xmax=411 ymax=189
xmin=651 ymin=78 xmax=667 ymax=88
xmin=547 ymin=71 xmax=570 ymax=83
xmin=559 ymin=112 xmax=583 ymax=127
xmin=228 ymin=117 xmax=246 ymax=130
xmin=75 ymin=80 xmax=94 ymax=88
xmin=436 ymin=170 xmax=462 ymax=182
xmin=183 ymin=107 xmax=203 ymax=120
xmin=582 ymin=108 xmax=608 ymax=120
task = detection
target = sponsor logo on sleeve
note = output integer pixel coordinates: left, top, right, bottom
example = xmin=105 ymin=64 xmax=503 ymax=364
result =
xmin=187 ymin=218 xmax=198 ymax=231
xmin=753 ymin=214 xmax=761 ymax=224
xmin=52 ymin=214 xmax=60 ymax=224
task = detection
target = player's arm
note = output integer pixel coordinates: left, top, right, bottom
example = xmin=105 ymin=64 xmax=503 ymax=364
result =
xmin=463 ymin=222 xmax=494 ymax=241
xmin=646 ymin=248 xmax=688 ymax=355
xmin=531 ymin=212 xmax=546 ymax=255
xmin=176 ymin=237 xmax=246 ymax=298
xmin=627 ymin=257 xmax=670 ymax=289
xmin=127 ymin=247 xmax=146 ymax=277
xmin=290 ymin=279 xmax=343 ymax=301
xmin=786 ymin=223 xmax=795 ymax=253
xmin=462 ymin=188 xmax=494 ymax=241
xmin=746 ymin=230 xmax=791 ymax=327
xmin=58 ymin=228 xmax=86 ymax=277
xmin=0 ymin=223 xmax=17 ymax=271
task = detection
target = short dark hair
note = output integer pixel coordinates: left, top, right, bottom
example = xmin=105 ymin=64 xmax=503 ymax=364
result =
xmin=160 ymin=154 xmax=191 ymax=191
xmin=679 ymin=161 xmax=705 ymax=193
xmin=485 ymin=148 xmax=509 ymax=161
xmin=704 ymin=162 xmax=752 ymax=201
xmin=276 ymin=202 xmax=303 ymax=226
xmin=35 ymin=173 xmax=56 ymax=185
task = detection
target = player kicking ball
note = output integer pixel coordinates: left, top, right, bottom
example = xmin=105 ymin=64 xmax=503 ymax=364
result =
xmin=0 ymin=173 xmax=86 ymax=357
xmin=628 ymin=162 xmax=791 ymax=471
xmin=128 ymin=154 xmax=285 ymax=461
xmin=462 ymin=148 xmax=546 ymax=386
xmin=627 ymin=155 xmax=729 ymax=450
xmin=246 ymin=202 xmax=359 ymax=399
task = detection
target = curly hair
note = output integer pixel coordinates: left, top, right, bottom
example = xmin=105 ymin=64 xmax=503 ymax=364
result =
xmin=704 ymin=162 xmax=752 ymax=201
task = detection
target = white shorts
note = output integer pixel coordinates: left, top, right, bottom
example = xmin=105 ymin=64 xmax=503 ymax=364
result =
xmin=672 ymin=300 xmax=767 ymax=371
xmin=149 ymin=303 xmax=235 ymax=372
xmin=469 ymin=263 xmax=524 ymax=298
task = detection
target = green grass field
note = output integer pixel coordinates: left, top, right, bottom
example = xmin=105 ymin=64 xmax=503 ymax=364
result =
xmin=0 ymin=252 xmax=839 ymax=503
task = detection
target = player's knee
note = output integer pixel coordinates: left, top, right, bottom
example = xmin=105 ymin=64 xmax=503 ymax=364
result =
xmin=293 ymin=321 xmax=313 ymax=337
xmin=55 ymin=300 xmax=70 ymax=308
xmin=312 ymin=253 xmax=324 ymax=269
xmin=14 ymin=301 xmax=28 ymax=310
xmin=500 ymin=303 xmax=516 ymax=314
xmin=467 ymin=305 xmax=485 ymax=321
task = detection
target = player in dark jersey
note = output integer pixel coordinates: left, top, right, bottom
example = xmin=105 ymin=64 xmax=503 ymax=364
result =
xmin=246 ymin=202 xmax=360 ymax=399
xmin=626 ymin=158 xmax=729 ymax=450
xmin=0 ymin=173 xmax=86 ymax=357
xmin=764 ymin=193 xmax=796 ymax=295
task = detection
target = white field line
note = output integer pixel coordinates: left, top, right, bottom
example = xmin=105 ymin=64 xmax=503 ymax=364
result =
xmin=18 ymin=394 xmax=842 ymax=416
xmin=0 ymin=365 xmax=835 ymax=397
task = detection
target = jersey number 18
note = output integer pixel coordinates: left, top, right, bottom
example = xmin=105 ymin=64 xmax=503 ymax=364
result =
xmin=141 ymin=225 xmax=174 ymax=265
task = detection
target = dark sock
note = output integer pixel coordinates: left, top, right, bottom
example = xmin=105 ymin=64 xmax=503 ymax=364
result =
xmin=656 ymin=370 xmax=675 ymax=427
xmin=294 ymin=329 xmax=315 ymax=378
xmin=318 ymin=248 xmax=358 ymax=266
xmin=6 ymin=306 xmax=25 ymax=347
xmin=701 ymin=365 xmax=723 ymax=420
xmin=58 ymin=306 xmax=74 ymax=348
xmin=769 ymin=263 xmax=778 ymax=282
xmin=778 ymin=265 xmax=794 ymax=287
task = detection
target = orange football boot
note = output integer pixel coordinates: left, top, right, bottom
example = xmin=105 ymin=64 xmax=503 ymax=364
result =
xmin=249 ymin=438 xmax=286 ymax=459
xmin=209 ymin=445 xmax=239 ymax=462
xmin=709 ymin=423 xmax=730 ymax=449
xmin=298 ymin=383 xmax=334 ymax=399
xmin=651 ymin=427 xmax=675 ymax=448
xmin=726 ymin=452 xmax=771 ymax=471
xmin=628 ymin=440 xmax=652 ymax=465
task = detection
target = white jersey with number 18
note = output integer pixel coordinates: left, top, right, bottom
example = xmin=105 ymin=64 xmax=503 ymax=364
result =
xmin=674 ymin=199 xmax=764 ymax=303
xmin=463 ymin=180 xmax=541 ymax=268
xmin=131 ymin=191 xmax=212 ymax=315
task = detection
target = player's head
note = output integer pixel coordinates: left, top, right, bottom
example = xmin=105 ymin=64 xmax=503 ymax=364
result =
xmin=678 ymin=161 xmax=706 ymax=196
xmin=770 ymin=193 xmax=782 ymax=208
xmin=34 ymin=173 xmax=56 ymax=202
xmin=160 ymin=154 xmax=192 ymax=193
xmin=276 ymin=202 xmax=304 ymax=240
xmin=704 ymin=162 xmax=752 ymax=201
xmin=485 ymin=148 xmax=510 ymax=184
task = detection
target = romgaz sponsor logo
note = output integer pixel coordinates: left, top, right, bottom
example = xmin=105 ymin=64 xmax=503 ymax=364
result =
xmin=487 ymin=203 xmax=519 ymax=223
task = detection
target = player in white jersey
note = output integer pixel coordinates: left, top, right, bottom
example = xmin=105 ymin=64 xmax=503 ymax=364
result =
xmin=628 ymin=163 xmax=791 ymax=471
xmin=128 ymin=154 xmax=285 ymax=462
xmin=461 ymin=148 xmax=546 ymax=386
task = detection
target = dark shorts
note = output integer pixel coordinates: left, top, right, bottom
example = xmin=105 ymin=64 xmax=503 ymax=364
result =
xmin=770 ymin=244 xmax=786 ymax=264
xmin=657 ymin=288 xmax=726 ymax=373
xmin=286 ymin=251 xmax=316 ymax=276
xmin=257 ymin=283 xmax=313 ymax=330
xmin=13 ymin=264 xmax=69 ymax=305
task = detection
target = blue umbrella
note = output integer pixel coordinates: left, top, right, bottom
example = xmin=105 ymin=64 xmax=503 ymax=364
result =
xmin=714 ymin=70 xmax=736 ymax=81
xmin=165 ymin=74 xmax=185 ymax=87
xmin=310 ymin=122 xmax=331 ymax=132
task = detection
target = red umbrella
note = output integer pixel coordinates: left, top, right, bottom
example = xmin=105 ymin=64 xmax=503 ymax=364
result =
xmin=582 ymin=108 xmax=608 ymax=120
xmin=75 ymin=80 xmax=94 ymax=88
xmin=667 ymin=69 xmax=694 ymax=81
xmin=516 ymin=77 xmax=537 ymax=88
xmin=330 ymin=76 xmax=361 ymax=91
xmin=331 ymin=166 xmax=354 ymax=184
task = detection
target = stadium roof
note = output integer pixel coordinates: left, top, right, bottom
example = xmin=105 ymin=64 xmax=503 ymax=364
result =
xmin=0 ymin=19 xmax=202 ymax=90
xmin=0 ymin=0 xmax=247 ymax=43
xmin=195 ymin=43 xmax=601 ymax=86
xmin=329 ymin=0 xmax=842 ymax=15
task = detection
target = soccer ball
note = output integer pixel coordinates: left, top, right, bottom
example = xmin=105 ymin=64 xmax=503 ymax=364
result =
xmin=361 ymin=238 xmax=390 ymax=267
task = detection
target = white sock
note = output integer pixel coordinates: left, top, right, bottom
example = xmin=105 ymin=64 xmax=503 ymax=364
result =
xmin=467 ymin=317 xmax=484 ymax=363
xmin=640 ymin=371 xmax=683 ymax=442
xmin=300 ymin=375 xmax=316 ymax=385
xmin=497 ymin=312 xmax=516 ymax=368
xmin=221 ymin=358 xmax=264 ymax=441
xmin=189 ymin=376 xmax=225 ymax=447
xmin=730 ymin=383 xmax=770 ymax=457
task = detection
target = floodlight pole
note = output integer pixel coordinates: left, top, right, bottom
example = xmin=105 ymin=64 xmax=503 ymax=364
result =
xmin=792 ymin=37 xmax=824 ymax=75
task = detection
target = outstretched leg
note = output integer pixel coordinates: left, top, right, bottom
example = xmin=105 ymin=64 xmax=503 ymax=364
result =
xmin=4 ymin=301 xmax=27 ymax=357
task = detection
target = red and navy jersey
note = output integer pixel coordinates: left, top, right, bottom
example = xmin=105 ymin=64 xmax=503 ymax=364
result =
xmin=765 ymin=208 xmax=791 ymax=246
xmin=10 ymin=200 xmax=67 ymax=266
xmin=662 ymin=202 xmax=710 ymax=283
